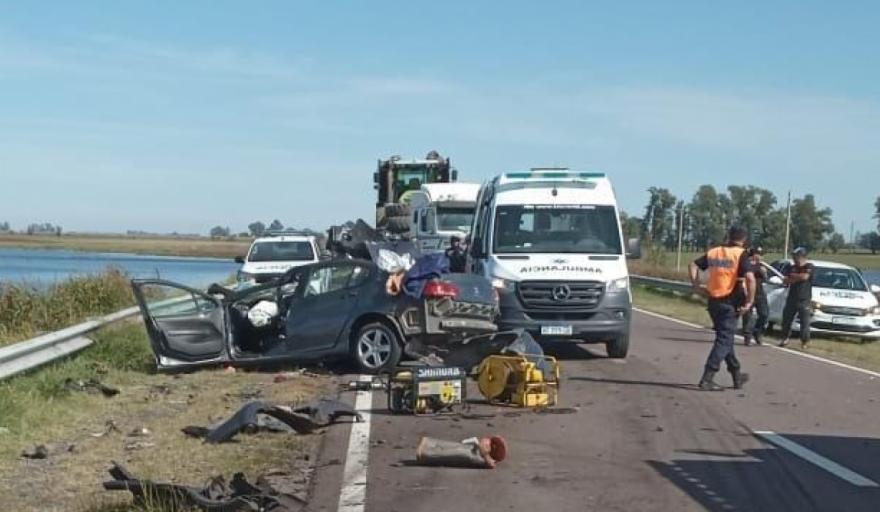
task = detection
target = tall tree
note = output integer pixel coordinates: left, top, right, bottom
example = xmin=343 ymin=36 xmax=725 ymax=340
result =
xmin=209 ymin=226 xmax=230 ymax=239
xmin=789 ymin=194 xmax=834 ymax=250
xmin=827 ymin=233 xmax=846 ymax=254
xmin=875 ymin=196 xmax=880 ymax=231
xmin=641 ymin=187 xmax=678 ymax=249
xmin=618 ymin=211 xmax=642 ymax=240
xmin=688 ymin=185 xmax=726 ymax=250
xmin=268 ymin=219 xmax=284 ymax=231
xmin=248 ymin=221 xmax=266 ymax=237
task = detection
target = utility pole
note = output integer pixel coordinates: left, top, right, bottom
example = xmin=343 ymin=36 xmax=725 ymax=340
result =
xmin=850 ymin=220 xmax=855 ymax=253
xmin=676 ymin=203 xmax=686 ymax=272
xmin=783 ymin=190 xmax=792 ymax=256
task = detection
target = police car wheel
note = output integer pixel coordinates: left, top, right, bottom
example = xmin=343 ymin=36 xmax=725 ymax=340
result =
xmin=352 ymin=322 xmax=402 ymax=374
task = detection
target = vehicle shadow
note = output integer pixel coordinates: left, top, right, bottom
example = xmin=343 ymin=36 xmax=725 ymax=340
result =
xmin=648 ymin=433 xmax=880 ymax=512
xmin=542 ymin=342 xmax=605 ymax=360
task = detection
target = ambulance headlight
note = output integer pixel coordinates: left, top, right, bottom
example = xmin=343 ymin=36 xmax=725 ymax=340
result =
xmin=491 ymin=277 xmax=515 ymax=291
xmin=608 ymin=277 xmax=629 ymax=293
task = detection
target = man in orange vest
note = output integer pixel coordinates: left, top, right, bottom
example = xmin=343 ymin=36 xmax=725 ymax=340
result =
xmin=688 ymin=225 xmax=757 ymax=391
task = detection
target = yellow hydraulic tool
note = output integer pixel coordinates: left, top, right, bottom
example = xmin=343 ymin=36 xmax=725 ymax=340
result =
xmin=476 ymin=354 xmax=560 ymax=407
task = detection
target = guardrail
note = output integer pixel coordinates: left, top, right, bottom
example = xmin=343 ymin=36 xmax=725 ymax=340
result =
xmin=630 ymin=274 xmax=694 ymax=295
xmin=0 ymin=295 xmax=190 ymax=381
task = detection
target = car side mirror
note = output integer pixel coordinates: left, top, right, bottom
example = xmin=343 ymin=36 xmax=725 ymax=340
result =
xmin=768 ymin=276 xmax=783 ymax=286
xmin=870 ymin=284 xmax=880 ymax=294
xmin=625 ymin=238 xmax=642 ymax=260
xmin=234 ymin=256 xmax=245 ymax=264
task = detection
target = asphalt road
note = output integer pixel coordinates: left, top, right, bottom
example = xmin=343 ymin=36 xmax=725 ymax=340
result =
xmin=307 ymin=310 xmax=880 ymax=512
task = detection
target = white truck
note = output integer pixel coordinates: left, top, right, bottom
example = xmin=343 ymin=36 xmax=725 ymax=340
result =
xmin=467 ymin=169 xmax=640 ymax=358
xmin=404 ymin=182 xmax=480 ymax=254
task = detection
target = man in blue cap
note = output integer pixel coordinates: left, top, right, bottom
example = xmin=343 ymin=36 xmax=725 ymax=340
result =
xmin=780 ymin=247 xmax=814 ymax=348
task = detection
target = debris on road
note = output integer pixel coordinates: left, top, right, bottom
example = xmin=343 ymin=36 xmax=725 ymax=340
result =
xmin=415 ymin=435 xmax=508 ymax=469
xmin=21 ymin=444 xmax=49 ymax=459
xmin=63 ymin=378 xmax=119 ymax=397
xmin=185 ymin=399 xmax=362 ymax=443
xmin=387 ymin=365 xmax=466 ymax=415
xmin=103 ymin=462 xmax=305 ymax=511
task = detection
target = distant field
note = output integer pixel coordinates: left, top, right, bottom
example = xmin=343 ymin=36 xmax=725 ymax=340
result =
xmin=0 ymin=233 xmax=252 ymax=258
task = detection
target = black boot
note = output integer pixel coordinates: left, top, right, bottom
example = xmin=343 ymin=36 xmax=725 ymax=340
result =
xmin=698 ymin=369 xmax=724 ymax=391
xmin=743 ymin=335 xmax=752 ymax=346
xmin=753 ymin=333 xmax=763 ymax=346
xmin=731 ymin=369 xmax=750 ymax=390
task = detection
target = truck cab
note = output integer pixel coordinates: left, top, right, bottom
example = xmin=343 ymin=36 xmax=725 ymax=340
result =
xmin=407 ymin=182 xmax=480 ymax=254
xmin=467 ymin=170 xmax=639 ymax=358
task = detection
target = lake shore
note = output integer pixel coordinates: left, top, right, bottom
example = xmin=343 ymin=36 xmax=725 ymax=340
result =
xmin=0 ymin=233 xmax=251 ymax=259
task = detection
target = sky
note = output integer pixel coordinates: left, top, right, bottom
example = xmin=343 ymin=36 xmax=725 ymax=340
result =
xmin=1 ymin=1 xmax=878 ymax=236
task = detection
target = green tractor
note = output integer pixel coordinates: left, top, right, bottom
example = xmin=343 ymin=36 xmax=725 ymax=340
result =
xmin=373 ymin=151 xmax=457 ymax=236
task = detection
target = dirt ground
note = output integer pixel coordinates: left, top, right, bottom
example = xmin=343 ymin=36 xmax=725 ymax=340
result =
xmin=0 ymin=368 xmax=338 ymax=511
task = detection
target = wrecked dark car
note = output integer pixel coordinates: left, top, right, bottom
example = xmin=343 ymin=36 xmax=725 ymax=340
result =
xmin=131 ymin=258 xmax=498 ymax=373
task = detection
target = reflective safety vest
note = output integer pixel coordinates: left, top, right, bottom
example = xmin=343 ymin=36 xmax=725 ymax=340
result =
xmin=705 ymin=246 xmax=746 ymax=299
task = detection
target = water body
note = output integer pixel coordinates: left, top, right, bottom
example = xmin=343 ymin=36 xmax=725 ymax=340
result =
xmin=0 ymin=247 xmax=239 ymax=289
xmin=864 ymin=270 xmax=880 ymax=287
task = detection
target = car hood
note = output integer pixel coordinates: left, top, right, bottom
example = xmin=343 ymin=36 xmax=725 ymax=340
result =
xmin=814 ymin=287 xmax=879 ymax=308
xmin=489 ymin=253 xmax=627 ymax=282
xmin=240 ymin=261 xmax=311 ymax=274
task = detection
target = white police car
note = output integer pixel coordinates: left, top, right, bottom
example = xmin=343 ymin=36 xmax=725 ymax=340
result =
xmin=236 ymin=233 xmax=321 ymax=284
xmin=765 ymin=259 xmax=880 ymax=339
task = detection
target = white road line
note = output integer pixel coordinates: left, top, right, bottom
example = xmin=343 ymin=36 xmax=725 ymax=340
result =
xmin=633 ymin=307 xmax=880 ymax=379
xmin=754 ymin=431 xmax=879 ymax=487
xmin=337 ymin=374 xmax=373 ymax=512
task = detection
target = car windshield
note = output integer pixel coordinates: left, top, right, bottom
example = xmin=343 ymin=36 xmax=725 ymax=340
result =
xmin=437 ymin=207 xmax=474 ymax=233
xmin=812 ymin=267 xmax=868 ymax=291
xmin=493 ymin=204 xmax=622 ymax=254
xmin=247 ymin=241 xmax=314 ymax=262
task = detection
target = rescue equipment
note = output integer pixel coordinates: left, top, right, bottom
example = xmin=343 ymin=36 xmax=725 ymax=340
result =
xmin=476 ymin=354 xmax=560 ymax=407
xmin=387 ymin=365 xmax=466 ymax=415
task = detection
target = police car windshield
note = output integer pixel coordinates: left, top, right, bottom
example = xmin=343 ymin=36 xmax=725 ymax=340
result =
xmin=812 ymin=267 xmax=868 ymax=291
xmin=248 ymin=241 xmax=314 ymax=262
xmin=493 ymin=205 xmax=622 ymax=254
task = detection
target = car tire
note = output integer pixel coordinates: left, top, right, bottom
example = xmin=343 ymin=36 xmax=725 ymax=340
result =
xmin=606 ymin=334 xmax=629 ymax=359
xmin=386 ymin=216 xmax=411 ymax=234
xmin=352 ymin=322 xmax=402 ymax=374
xmin=385 ymin=203 xmax=411 ymax=217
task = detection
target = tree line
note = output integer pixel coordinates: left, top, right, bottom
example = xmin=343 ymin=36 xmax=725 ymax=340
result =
xmin=0 ymin=222 xmax=63 ymax=236
xmin=621 ymin=187 xmax=880 ymax=254
xmin=209 ymin=219 xmax=320 ymax=240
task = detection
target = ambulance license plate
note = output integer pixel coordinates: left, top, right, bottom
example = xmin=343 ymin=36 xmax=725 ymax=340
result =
xmin=541 ymin=325 xmax=573 ymax=336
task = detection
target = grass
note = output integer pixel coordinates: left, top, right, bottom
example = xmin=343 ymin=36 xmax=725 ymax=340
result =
xmin=0 ymin=322 xmax=331 ymax=511
xmin=0 ymin=269 xmax=135 ymax=347
xmin=0 ymin=233 xmax=252 ymax=259
xmin=632 ymin=284 xmax=880 ymax=372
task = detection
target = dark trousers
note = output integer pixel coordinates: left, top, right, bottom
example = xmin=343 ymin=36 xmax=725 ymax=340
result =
xmin=782 ymin=298 xmax=812 ymax=342
xmin=742 ymin=292 xmax=769 ymax=338
xmin=705 ymin=300 xmax=741 ymax=373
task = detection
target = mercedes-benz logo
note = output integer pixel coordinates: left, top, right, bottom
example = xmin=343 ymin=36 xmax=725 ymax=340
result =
xmin=551 ymin=284 xmax=571 ymax=301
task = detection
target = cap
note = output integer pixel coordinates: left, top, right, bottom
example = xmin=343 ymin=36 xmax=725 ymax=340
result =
xmin=792 ymin=247 xmax=808 ymax=257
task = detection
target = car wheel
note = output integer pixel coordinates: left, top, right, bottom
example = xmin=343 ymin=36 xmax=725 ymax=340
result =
xmin=352 ymin=322 xmax=402 ymax=373
xmin=385 ymin=216 xmax=410 ymax=234
xmin=606 ymin=334 xmax=629 ymax=359
xmin=385 ymin=203 xmax=411 ymax=217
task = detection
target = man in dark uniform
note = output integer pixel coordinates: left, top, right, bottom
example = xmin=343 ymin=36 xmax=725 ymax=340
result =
xmin=445 ymin=235 xmax=467 ymax=273
xmin=742 ymin=246 xmax=769 ymax=346
xmin=780 ymin=247 xmax=814 ymax=348
xmin=688 ymin=225 xmax=756 ymax=391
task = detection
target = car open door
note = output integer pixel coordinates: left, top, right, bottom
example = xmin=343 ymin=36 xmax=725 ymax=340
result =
xmin=762 ymin=263 xmax=788 ymax=324
xmin=131 ymin=279 xmax=229 ymax=369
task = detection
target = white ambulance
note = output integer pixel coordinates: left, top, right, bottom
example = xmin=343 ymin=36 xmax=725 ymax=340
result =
xmin=467 ymin=169 xmax=640 ymax=358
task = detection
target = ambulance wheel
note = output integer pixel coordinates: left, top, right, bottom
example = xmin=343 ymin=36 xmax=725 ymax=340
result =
xmin=606 ymin=334 xmax=629 ymax=359
xmin=352 ymin=322 xmax=402 ymax=374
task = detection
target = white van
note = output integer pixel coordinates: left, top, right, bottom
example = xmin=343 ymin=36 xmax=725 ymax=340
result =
xmin=235 ymin=233 xmax=321 ymax=284
xmin=467 ymin=170 xmax=640 ymax=357
xmin=404 ymin=182 xmax=480 ymax=254
xmin=765 ymin=259 xmax=880 ymax=339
